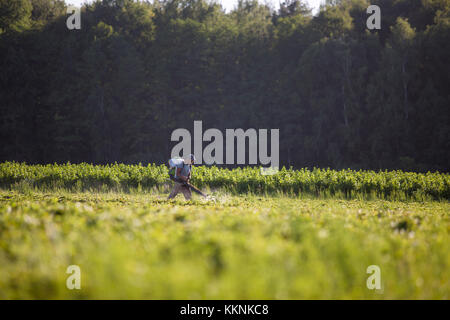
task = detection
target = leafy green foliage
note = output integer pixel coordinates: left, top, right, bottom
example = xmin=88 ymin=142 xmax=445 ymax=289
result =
xmin=0 ymin=0 xmax=32 ymax=33
xmin=1 ymin=162 xmax=449 ymax=200
xmin=0 ymin=0 xmax=449 ymax=171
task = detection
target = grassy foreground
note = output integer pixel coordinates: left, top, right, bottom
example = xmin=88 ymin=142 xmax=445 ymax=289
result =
xmin=0 ymin=189 xmax=448 ymax=299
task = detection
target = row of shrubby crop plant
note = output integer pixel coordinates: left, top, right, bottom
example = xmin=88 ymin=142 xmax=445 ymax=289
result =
xmin=0 ymin=162 xmax=449 ymax=200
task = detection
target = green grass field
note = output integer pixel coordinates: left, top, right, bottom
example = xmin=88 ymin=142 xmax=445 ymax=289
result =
xmin=0 ymin=188 xmax=448 ymax=299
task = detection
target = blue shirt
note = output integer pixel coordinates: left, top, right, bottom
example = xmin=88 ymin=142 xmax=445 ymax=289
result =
xmin=170 ymin=158 xmax=191 ymax=178
xmin=178 ymin=163 xmax=191 ymax=178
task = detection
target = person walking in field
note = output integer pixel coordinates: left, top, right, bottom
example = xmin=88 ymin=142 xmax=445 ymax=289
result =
xmin=167 ymin=154 xmax=196 ymax=200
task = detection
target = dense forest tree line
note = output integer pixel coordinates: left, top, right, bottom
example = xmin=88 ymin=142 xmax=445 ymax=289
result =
xmin=0 ymin=0 xmax=448 ymax=171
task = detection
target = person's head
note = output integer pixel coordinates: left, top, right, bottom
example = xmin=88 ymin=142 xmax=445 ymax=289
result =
xmin=185 ymin=154 xmax=196 ymax=165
